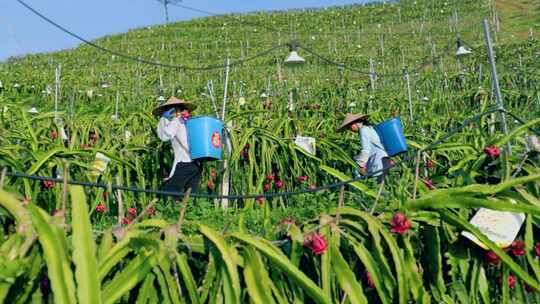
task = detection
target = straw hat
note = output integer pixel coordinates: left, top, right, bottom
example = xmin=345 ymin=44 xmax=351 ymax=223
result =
xmin=152 ymin=96 xmax=196 ymax=116
xmin=338 ymin=113 xmax=368 ymax=131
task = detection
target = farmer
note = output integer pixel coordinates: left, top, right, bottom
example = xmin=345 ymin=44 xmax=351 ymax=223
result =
xmin=339 ymin=113 xmax=392 ymax=184
xmin=153 ymin=96 xmax=201 ymax=198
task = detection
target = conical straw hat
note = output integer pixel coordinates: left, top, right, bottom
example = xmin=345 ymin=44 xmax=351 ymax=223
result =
xmin=338 ymin=113 xmax=368 ymax=131
xmin=152 ymin=96 xmax=197 ymax=116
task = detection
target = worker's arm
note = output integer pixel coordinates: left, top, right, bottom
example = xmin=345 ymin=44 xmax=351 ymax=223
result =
xmin=157 ymin=117 xmax=182 ymax=142
xmin=356 ymin=128 xmax=372 ymax=169
xmin=174 ymin=121 xmax=190 ymax=151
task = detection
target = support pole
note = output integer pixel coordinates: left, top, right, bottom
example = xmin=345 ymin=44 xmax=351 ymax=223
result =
xmin=54 ymin=64 xmax=61 ymax=121
xmin=405 ymin=68 xmax=414 ymax=124
xmin=206 ymin=81 xmax=219 ymax=117
xmin=221 ymin=58 xmax=230 ymax=120
xmin=369 ymin=58 xmax=376 ymax=111
xmin=220 ymin=59 xmax=231 ymax=209
xmin=114 ymin=91 xmax=119 ymax=120
xmin=369 ymin=58 xmax=376 ymax=93
xmin=482 ymin=19 xmax=511 ymax=154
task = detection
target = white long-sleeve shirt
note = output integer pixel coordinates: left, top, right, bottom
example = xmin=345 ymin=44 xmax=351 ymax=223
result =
xmin=157 ymin=117 xmax=192 ymax=179
xmin=355 ymin=126 xmax=388 ymax=176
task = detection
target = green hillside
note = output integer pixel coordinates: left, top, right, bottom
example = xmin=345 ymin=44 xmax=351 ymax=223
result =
xmin=1 ymin=0 xmax=540 ymax=302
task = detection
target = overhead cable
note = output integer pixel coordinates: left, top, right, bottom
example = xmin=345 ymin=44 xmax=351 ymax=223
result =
xmin=296 ymin=43 xmax=412 ymax=78
xmin=15 ymin=0 xmax=284 ymax=71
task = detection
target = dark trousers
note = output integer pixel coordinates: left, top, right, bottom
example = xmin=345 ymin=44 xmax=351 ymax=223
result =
xmin=163 ymin=162 xmax=202 ymax=200
xmin=377 ymin=157 xmax=393 ymax=184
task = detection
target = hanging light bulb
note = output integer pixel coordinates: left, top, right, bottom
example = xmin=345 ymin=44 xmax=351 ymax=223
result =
xmin=455 ymin=37 xmax=471 ymax=57
xmin=157 ymin=95 xmax=165 ymax=102
xmin=28 ymin=106 xmax=39 ymax=114
xmin=284 ymin=42 xmax=305 ymax=66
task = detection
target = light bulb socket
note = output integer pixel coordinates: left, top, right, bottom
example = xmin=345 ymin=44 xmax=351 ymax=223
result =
xmin=286 ymin=41 xmax=299 ymax=51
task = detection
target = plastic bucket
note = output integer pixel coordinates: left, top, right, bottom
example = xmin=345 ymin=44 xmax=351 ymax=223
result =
xmin=186 ymin=116 xmax=223 ymax=161
xmin=374 ymin=117 xmax=408 ymax=156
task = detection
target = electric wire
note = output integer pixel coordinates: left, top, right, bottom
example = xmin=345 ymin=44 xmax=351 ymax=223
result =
xmin=15 ymin=0 xmax=285 ymax=71
xmin=15 ymin=0 xmax=493 ymax=78
xmin=297 ymin=43 xmax=415 ymax=78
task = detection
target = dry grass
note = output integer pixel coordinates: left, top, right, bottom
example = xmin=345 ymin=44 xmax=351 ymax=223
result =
xmin=495 ymin=0 xmax=540 ymax=38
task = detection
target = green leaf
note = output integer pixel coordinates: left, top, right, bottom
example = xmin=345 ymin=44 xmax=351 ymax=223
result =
xmin=408 ymin=194 xmax=540 ymax=216
xmin=320 ymin=165 xmax=377 ymax=198
xmin=98 ymin=232 xmax=138 ymax=281
xmin=440 ymin=210 xmax=540 ymax=291
xmin=101 ymin=252 xmax=157 ymax=304
xmin=28 ymin=205 xmax=76 ymax=304
xmin=156 ymin=253 xmax=182 ymax=304
xmin=135 ymin=273 xmax=156 ymax=304
xmin=97 ymin=229 xmax=114 ymax=262
xmin=70 ymin=186 xmax=102 ymax=304
xmin=422 ymin=225 xmax=446 ymax=297
xmin=349 ymin=240 xmax=391 ymax=304
xmin=176 ymin=253 xmax=200 ymax=304
xmin=320 ymin=225 xmax=332 ymax=300
xmin=337 ymin=208 xmax=407 ymax=304
xmin=242 ymin=246 xmax=275 ymax=304
xmin=231 ymin=232 xmax=330 ymax=304
xmin=330 ymin=240 xmax=367 ymax=304
xmin=198 ymin=225 xmax=240 ymax=303
xmin=26 ymin=147 xmax=66 ymax=175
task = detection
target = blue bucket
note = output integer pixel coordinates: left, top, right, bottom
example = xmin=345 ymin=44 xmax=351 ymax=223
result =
xmin=186 ymin=116 xmax=223 ymax=161
xmin=374 ymin=117 xmax=408 ymax=157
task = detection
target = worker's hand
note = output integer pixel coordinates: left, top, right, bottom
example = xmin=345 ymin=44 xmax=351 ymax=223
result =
xmin=162 ymin=108 xmax=175 ymax=120
xmin=358 ymin=164 xmax=367 ymax=176
xmin=359 ymin=167 xmax=367 ymax=176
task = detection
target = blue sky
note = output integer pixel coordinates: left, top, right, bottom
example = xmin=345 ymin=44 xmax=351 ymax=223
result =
xmin=0 ymin=0 xmax=369 ymax=61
